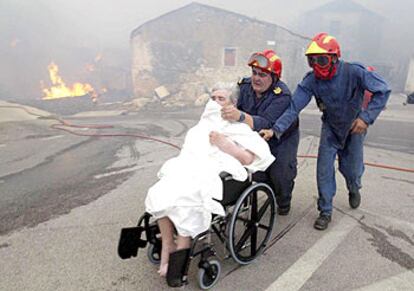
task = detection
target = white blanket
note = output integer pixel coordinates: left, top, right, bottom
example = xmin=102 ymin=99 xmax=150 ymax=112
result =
xmin=145 ymin=100 xmax=275 ymax=238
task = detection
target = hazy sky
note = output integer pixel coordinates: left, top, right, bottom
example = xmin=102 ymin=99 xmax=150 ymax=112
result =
xmin=6 ymin=0 xmax=407 ymax=49
xmin=1 ymin=0 xmax=413 ymax=98
xmin=2 ymin=0 xmax=413 ymax=54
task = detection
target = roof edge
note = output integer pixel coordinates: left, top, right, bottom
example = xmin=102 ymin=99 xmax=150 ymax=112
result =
xmin=304 ymin=0 xmax=384 ymax=18
xmin=130 ymin=2 xmax=310 ymax=41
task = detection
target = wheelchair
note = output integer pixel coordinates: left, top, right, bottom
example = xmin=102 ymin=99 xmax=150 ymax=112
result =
xmin=118 ymin=172 xmax=277 ymax=289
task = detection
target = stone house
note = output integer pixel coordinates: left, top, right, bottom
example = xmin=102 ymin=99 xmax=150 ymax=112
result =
xmin=130 ymin=2 xmax=310 ymax=107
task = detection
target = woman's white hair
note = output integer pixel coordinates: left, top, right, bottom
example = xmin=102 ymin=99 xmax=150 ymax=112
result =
xmin=210 ymin=82 xmax=240 ymax=104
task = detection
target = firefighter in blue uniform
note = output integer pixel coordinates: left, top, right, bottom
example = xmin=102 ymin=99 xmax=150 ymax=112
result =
xmin=260 ymin=33 xmax=391 ymax=230
xmin=221 ymin=49 xmax=299 ymax=216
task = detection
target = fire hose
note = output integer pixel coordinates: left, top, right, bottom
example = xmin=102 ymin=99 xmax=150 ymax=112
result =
xmin=2 ymin=104 xmax=413 ymax=173
xmin=296 ymin=154 xmax=414 ymax=173
xmin=50 ymin=122 xmax=181 ymax=150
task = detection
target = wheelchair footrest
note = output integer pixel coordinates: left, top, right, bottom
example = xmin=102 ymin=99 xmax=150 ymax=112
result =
xmin=166 ymin=248 xmax=190 ymax=287
xmin=117 ymin=226 xmax=147 ymax=259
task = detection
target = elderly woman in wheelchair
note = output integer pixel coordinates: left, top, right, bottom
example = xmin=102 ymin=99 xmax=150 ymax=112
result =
xmin=118 ymin=82 xmax=277 ymax=289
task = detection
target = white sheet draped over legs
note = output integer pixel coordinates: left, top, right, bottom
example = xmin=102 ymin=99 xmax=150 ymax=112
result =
xmin=145 ymin=100 xmax=275 ymax=238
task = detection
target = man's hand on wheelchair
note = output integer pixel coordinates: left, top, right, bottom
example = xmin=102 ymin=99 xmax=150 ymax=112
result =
xmin=259 ymin=129 xmax=274 ymax=141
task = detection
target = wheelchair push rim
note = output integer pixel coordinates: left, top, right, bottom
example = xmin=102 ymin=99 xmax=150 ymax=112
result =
xmin=228 ymin=183 xmax=276 ymax=265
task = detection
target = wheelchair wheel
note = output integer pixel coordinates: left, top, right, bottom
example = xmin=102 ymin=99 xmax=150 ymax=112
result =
xmin=228 ymin=183 xmax=276 ymax=265
xmin=147 ymin=244 xmax=161 ymax=265
xmin=197 ymin=259 xmax=221 ymax=290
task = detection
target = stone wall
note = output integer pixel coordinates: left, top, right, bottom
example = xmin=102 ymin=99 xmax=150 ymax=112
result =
xmin=130 ymin=3 xmax=310 ymax=107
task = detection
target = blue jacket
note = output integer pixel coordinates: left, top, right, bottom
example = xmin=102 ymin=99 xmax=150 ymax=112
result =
xmin=237 ymin=77 xmax=299 ymax=153
xmin=274 ymin=61 xmax=391 ymax=147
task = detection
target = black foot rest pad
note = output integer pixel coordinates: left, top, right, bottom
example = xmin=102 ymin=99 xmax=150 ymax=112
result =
xmin=166 ymin=248 xmax=191 ymax=287
xmin=118 ymin=226 xmax=146 ymax=259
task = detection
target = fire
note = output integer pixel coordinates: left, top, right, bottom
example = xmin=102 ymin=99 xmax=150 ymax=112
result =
xmin=42 ymin=62 xmax=97 ymax=100
xmin=84 ymin=53 xmax=103 ymax=72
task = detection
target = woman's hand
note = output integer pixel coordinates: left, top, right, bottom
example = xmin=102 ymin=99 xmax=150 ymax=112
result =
xmin=258 ymin=129 xmax=274 ymax=141
xmin=209 ymin=131 xmax=230 ymax=149
xmin=209 ymin=131 xmax=254 ymax=165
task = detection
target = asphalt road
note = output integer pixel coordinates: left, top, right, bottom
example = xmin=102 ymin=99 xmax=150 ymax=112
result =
xmin=300 ymin=113 xmax=414 ymax=154
xmin=0 ymin=134 xmax=131 ymax=235
xmin=0 ymin=112 xmax=412 ymax=236
xmin=0 ymin=114 xmax=193 ymax=236
xmin=0 ymin=109 xmax=413 ymax=291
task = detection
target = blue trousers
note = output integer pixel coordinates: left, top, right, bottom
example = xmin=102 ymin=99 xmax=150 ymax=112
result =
xmin=317 ymin=123 xmax=366 ymax=215
xmin=253 ymin=130 xmax=300 ymax=208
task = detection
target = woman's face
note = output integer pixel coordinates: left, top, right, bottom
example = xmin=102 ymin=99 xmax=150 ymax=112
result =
xmin=210 ymin=89 xmax=231 ymax=107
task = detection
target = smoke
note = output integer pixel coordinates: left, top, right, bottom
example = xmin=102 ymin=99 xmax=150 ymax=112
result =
xmin=0 ymin=0 xmax=413 ymax=100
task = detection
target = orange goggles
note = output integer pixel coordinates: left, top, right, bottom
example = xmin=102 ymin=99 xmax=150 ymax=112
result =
xmin=307 ymin=55 xmax=332 ymax=68
xmin=248 ymin=53 xmax=271 ymax=70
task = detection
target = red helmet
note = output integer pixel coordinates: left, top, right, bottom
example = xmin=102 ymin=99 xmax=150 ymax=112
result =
xmin=305 ymin=32 xmax=341 ymax=58
xmin=248 ymin=49 xmax=282 ymax=78
xmin=366 ymin=66 xmax=375 ymax=72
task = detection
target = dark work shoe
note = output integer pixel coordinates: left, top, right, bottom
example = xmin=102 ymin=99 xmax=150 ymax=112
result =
xmin=349 ymin=191 xmax=361 ymax=209
xmin=277 ymin=205 xmax=291 ymax=216
xmin=314 ymin=214 xmax=331 ymax=230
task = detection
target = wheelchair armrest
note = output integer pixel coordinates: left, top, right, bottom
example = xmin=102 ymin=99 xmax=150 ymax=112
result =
xmin=219 ymin=171 xmax=232 ymax=180
xmin=220 ymin=170 xmax=252 ymax=183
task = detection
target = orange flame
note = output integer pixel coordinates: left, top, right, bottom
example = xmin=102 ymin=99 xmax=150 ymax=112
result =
xmin=42 ymin=62 xmax=97 ymax=100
